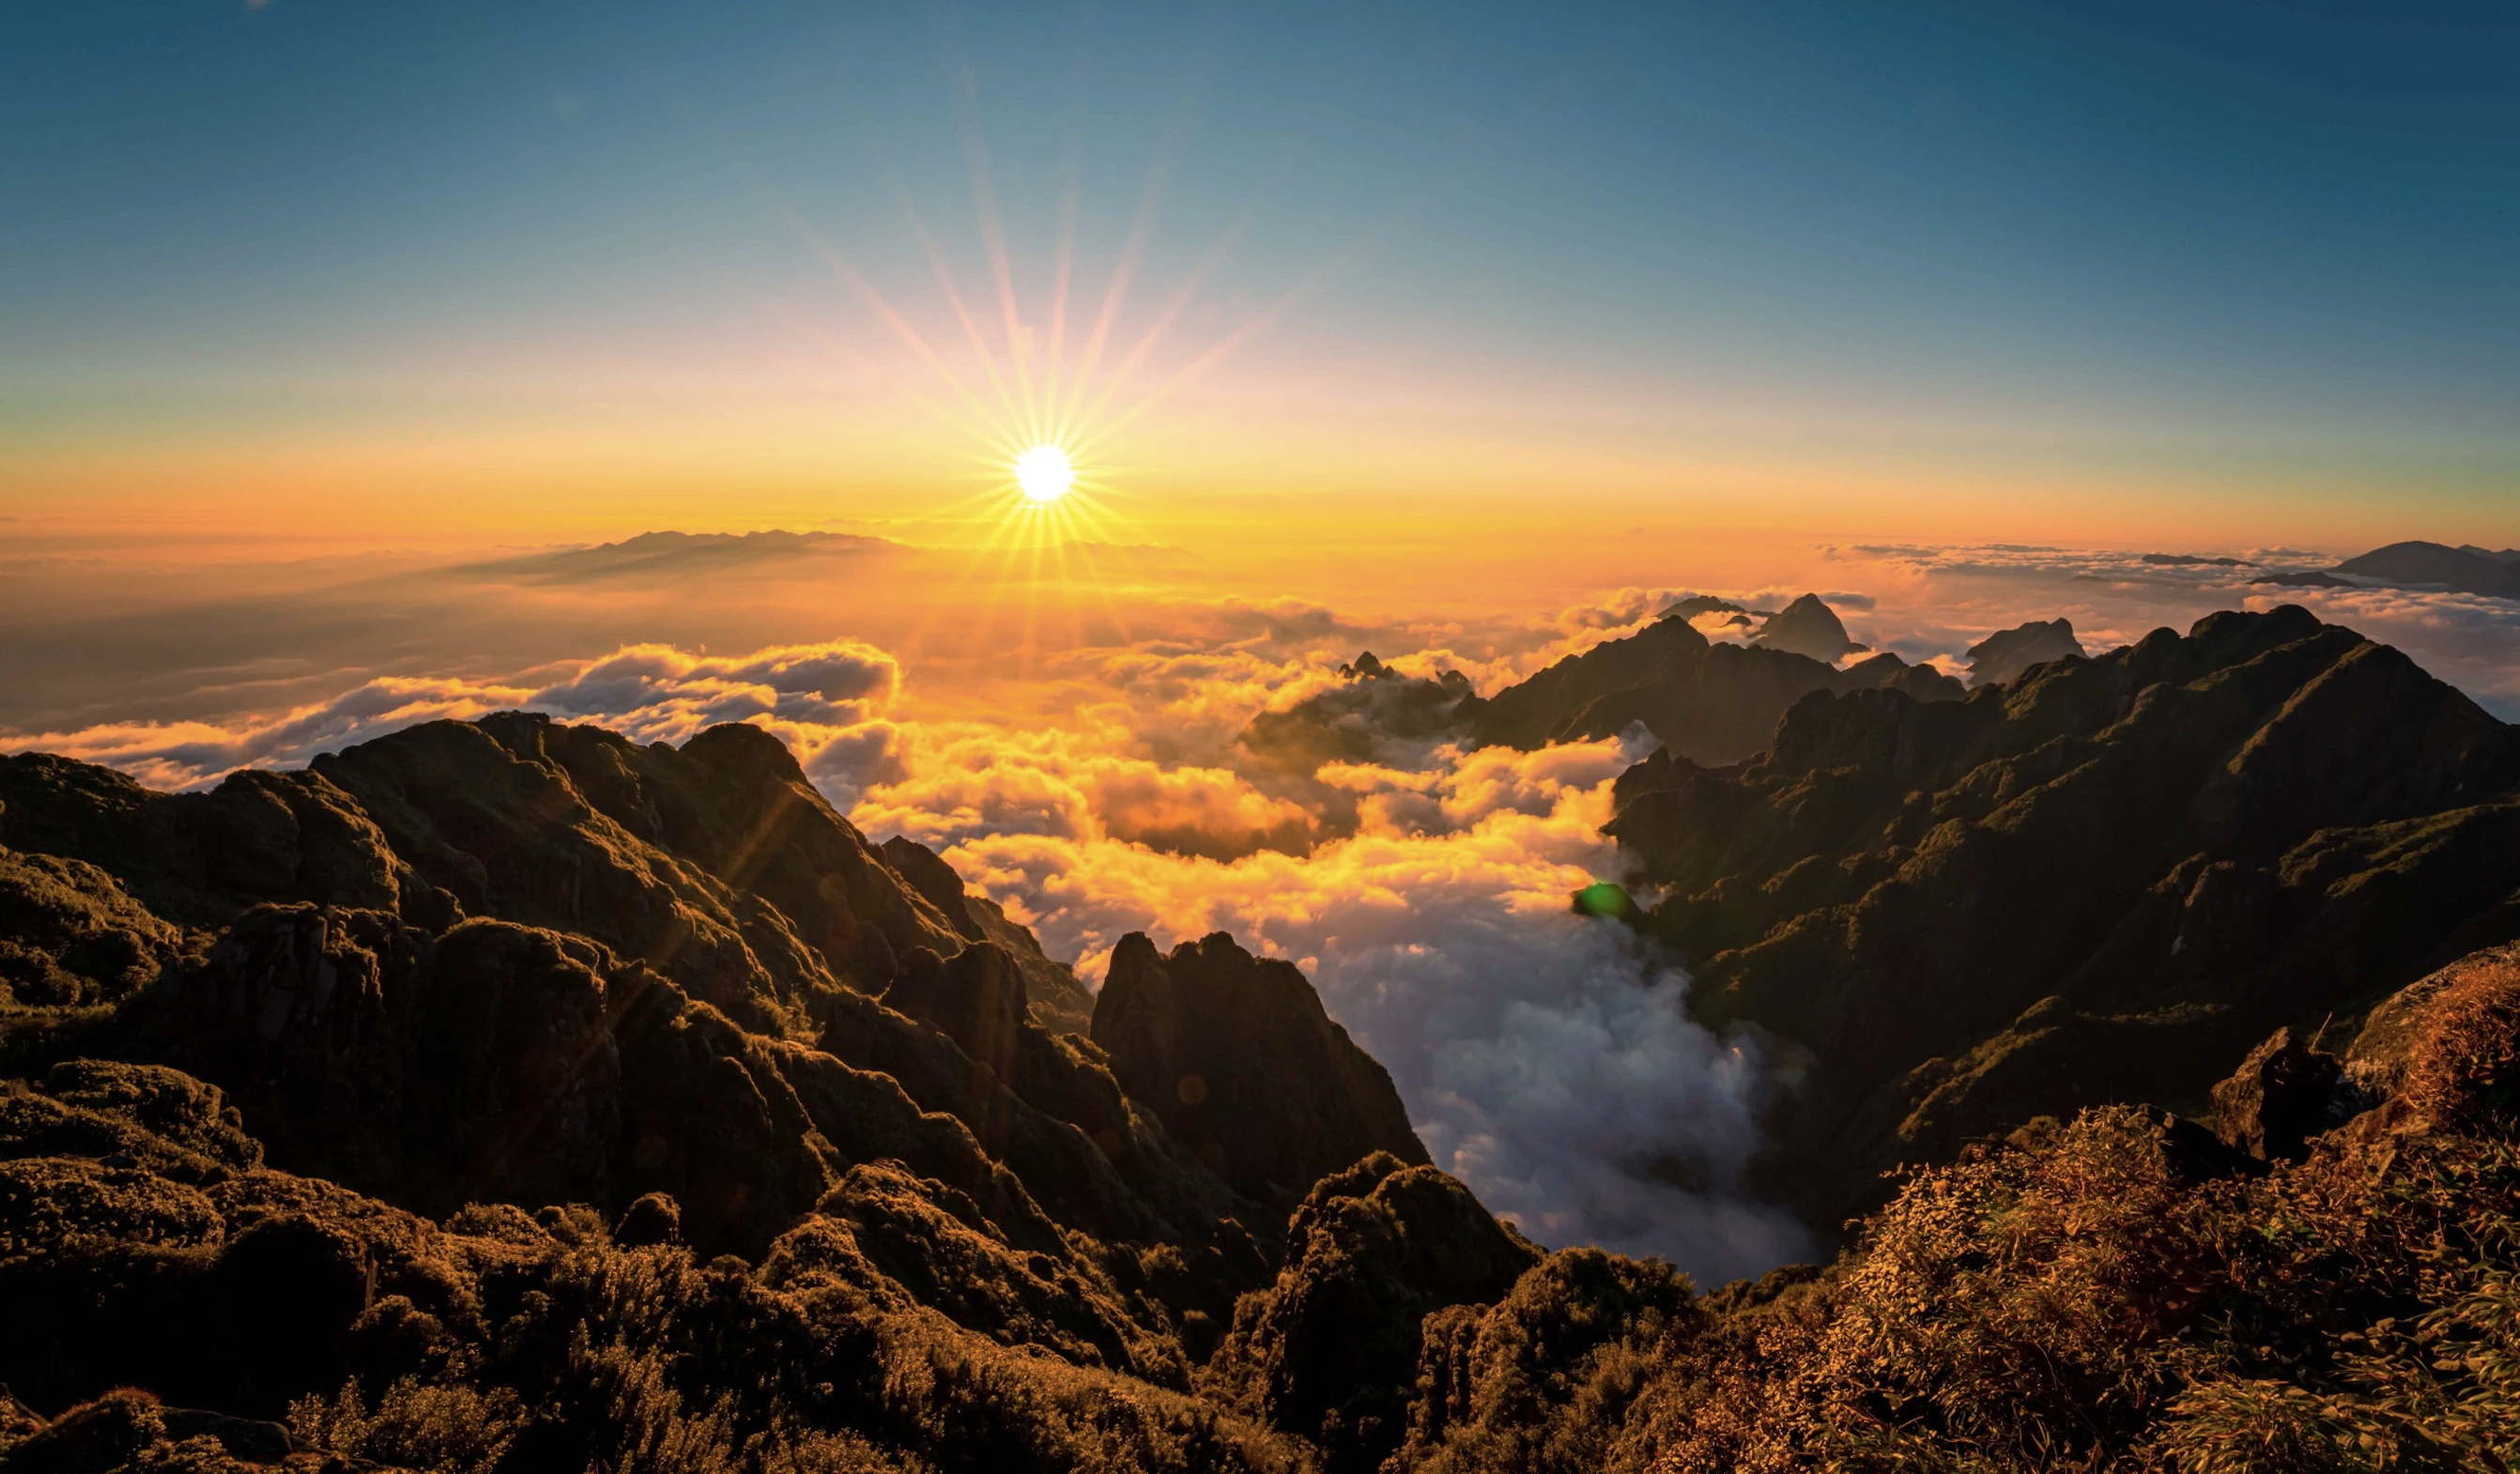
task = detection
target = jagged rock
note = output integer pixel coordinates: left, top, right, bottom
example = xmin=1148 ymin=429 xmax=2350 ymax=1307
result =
xmin=0 ymin=719 xmax=1274 ymax=1267
xmin=878 ymin=835 xmax=1094 ymax=1032
xmin=1963 ymin=617 xmax=2082 ymax=687
xmin=1751 ymin=593 xmax=1865 ymax=662
xmin=1095 ymin=932 xmax=1427 ymax=1209
xmin=884 ymin=943 xmax=1029 ymax=1071
xmin=2208 ymin=1027 xmax=2357 ymax=1161
xmin=0 ymin=758 xmax=427 ymax=929
xmin=1206 ymin=1153 xmax=1540 ymax=1473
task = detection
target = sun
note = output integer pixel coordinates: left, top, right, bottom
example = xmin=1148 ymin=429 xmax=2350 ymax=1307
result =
xmin=1014 ymin=445 xmax=1073 ymax=502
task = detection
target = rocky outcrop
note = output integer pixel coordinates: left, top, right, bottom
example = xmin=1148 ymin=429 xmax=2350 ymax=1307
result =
xmin=878 ymin=834 xmax=1095 ymax=1033
xmin=2208 ymin=1026 xmax=2360 ymax=1161
xmin=1207 ymin=1153 xmax=1541 ymax=1473
xmin=1963 ymin=617 xmax=2082 ymax=686
xmin=1095 ymin=931 xmax=1427 ymax=1209
xmin=1606 ymin=606 xmax=2520 ymax=1233
xmin=1 ymin=720 xmax=1291 ymax=1280
xmin=0 ymin=757 xmax=425 ymax=929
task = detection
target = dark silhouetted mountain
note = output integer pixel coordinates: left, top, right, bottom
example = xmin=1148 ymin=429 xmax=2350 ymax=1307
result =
xmin=1239 ymin=658 xmax=1482 ymax=778
xmin=2142 ymin=552 xmax=2254 ymax=567
xmin=2253 ymin=567 xmax=2356 ymax=588
xmin=1243 ymin=610 xmax=1963 ymax=784
xmin=0 ymin=1055 xmax=1302 ymax=1468
xmin=1469 ymin=612 xmax=1959 ymax=764
xmin=1963 ymin=617 xmax=2082 ymax=687
xmin=1657 ymin=593 xmax=1767 ymax=622
xmin=1095 ymin=931 xmax=1428 ymax=1212
xmin=1606 ymin=605 xmax=2520 ymax=1234
xmin=2331 ymin=539 xmax=2520 ymax=597
xmin=3 ymin=712 xmax=1476 ymax=1466
xmin=1749 ymin=592 xmax=1866 ymax=661
xmin=451 ymin=529 xmax=906 ymax=583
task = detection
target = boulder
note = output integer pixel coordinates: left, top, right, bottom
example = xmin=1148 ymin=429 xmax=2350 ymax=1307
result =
xmin=2208 ymin=1026 xmax=2359 ymax=1161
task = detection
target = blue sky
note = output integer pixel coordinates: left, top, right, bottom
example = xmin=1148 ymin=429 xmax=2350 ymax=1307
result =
xmin=5 ymin=0 xmax=2515 ymax=543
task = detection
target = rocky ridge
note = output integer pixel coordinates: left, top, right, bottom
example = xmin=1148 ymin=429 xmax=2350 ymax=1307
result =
xmin=1240 ymin=595 xmax=1961 ymax=781
xmin=1604 ymin=604 xmax=2520 ymax=1230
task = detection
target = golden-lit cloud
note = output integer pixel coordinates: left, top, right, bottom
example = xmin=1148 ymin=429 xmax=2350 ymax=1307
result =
xmin=13 ymin=559 xmax=2518 ymax=1273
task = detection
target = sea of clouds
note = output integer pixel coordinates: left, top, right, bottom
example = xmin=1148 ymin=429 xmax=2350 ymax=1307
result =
xmin=3 ymin=584 xmax=1813 ymax=1278
xmin=11 ymin=544 xmax=2520 ymax=1280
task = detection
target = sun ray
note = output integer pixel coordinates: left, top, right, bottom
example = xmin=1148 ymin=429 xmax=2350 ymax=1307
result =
xmin=950 ymin=59 xmax=1043 ymax=447
xmin=896 ymin=192 xmax=1031 ymax=449
xmin=1066 ymin=212 xmax=1251 ymax=445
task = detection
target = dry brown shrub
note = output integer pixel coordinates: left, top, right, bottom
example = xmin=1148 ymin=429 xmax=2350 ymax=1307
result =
xmin=2402 ymin=957 xmax=2520 ymax=1131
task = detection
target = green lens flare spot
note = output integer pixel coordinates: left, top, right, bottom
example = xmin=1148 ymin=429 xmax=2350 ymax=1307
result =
xmin=1573 ymin=882 xmax=1635 ymax=919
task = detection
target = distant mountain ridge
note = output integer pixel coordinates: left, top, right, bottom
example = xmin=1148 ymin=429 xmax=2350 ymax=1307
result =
xmin=2332 ymin=540 xmax=2520 ymax=596
xmin=1243 ymin=594 xmax=1962 ymax=776
xmin=2251 ymin=538 xmax=2520 ymax=598
xmin=453 ymin=529 xmax=908 ymax=582
xmin=452 ymin=529 xmax=1205 ymax=585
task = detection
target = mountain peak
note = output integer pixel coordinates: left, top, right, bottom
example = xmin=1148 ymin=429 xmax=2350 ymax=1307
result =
xmin=1750 ymin=593 xmax=1866 ymax=662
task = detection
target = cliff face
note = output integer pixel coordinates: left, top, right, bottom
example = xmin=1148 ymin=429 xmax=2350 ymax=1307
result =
xmin=1093 ymin=931 xmax=1429 ymax=1212
xmin=1604 ymin=605 xmax=2520 ymax=1229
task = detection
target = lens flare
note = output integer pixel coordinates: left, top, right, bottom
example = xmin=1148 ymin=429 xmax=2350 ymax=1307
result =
xmin=1015 ymin=445 xmax=1073 ymax=502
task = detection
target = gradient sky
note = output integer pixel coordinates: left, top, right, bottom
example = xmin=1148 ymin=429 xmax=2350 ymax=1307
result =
xmin=6 ymin=0 xmax=2516 ymax=553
